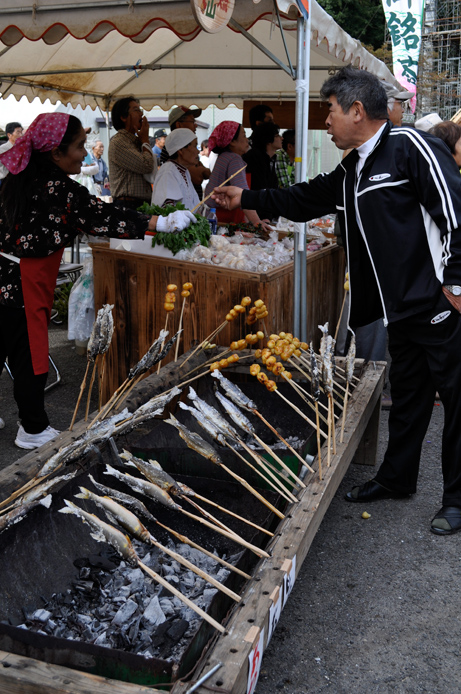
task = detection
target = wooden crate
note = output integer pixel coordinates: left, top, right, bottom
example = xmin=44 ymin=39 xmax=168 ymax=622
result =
xmin=0 ymin=357 xmax=384 ymax=694
xmin=92 ymin=244 xmax=345 ymax=402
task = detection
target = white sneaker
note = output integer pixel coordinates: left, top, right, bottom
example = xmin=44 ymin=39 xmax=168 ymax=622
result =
xmin=0 ymin=417 xmax=4 ymax=429
xmin=15 ymin=425 xmax=60 ymax=450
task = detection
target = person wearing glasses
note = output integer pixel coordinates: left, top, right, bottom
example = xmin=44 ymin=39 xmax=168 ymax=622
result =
xmin=109 ymin=96 xmax=157 ymax=210
xmin=381 ymin=80 xmax=413 ymax=127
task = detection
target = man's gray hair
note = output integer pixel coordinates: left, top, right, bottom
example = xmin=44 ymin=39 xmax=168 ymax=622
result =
xmin=320 ymin=65 xmax=388 ymax=121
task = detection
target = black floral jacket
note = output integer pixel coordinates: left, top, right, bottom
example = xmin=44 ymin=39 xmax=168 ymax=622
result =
xmin=0 ymin=162 xmax=149 ymax=307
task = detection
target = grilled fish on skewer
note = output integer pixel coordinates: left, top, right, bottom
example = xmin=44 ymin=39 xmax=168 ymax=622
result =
xmin=165 ymin=414 xmax=223 ymax=465
xmin=0 ymin=494 xmax=52 ymax=534
xmin=59 ymin=500 xmax=139 ymax=566
xmin=310 ymin=343 xmax=321 ymax=402
xmin=119 ymin=450 xmax=182 ymax=493
xmin=214 ymin=390 xmax=255 ymax=436
xmin=87 ymin=474 xmax=157 ymax=523
xmin=103 ymin=464 xmax=181 ymax=510
xmin=346 ymin=334 xmax=356 ymax=385
xmin=188 ymin=387 xmax=239 ymax=440
xmin=210 ymin=370 xmax=257 ymax=411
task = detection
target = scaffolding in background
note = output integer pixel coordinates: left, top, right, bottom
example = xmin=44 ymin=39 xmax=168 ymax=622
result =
xmin=420 ymin=0 xmax=461 ymax=120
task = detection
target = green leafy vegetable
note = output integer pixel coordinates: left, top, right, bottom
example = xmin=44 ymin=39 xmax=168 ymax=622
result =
xmin=137 ymin=202 xmax=212 ymax=256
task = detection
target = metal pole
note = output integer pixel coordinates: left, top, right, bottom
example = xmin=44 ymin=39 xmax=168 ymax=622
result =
xmin=293 ymin=17 xmax=305 ymax=339
xmin=299 ymin=15 xmax=312 ymax=342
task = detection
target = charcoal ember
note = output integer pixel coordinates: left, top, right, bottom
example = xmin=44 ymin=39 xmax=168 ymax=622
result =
xmin=111 ymin=598 xmax=138 ymax=626
xmin=126 ymin=568 xmax=145 ymax=594
xmin=99 ymin=573 xmax=112 ymax=588
xmin=53 ymin=624 xmax=68 ymax=639
xmin=22 ymin=604 xmax=38 ymax=621
xmin=202 ymin=588 xmax=218 ymax=608
xmin=166 ymin=618 xmax=189 ymax=641
xmin=74 ymin=580 xmax=95 ymax=594
xmin=73 ymin=557 xmax=89 ymax=570
xmin=94 ymin=631 xmax=109 ymax=647
xmin=142 ymin=596 xmax=166 ymax=626
xmin=127 ymin=615 xmax=142 ymax=643
xmin=79 ymin=566 xmax=91 ymax=580
xmin=88 ymin=553 xmax=118 ymax=571
xmin=180 ymin=572 xmax=195 ymax=592
xmin=158 ymin=575 xmax=179 ymax=598
xmin=159 ymin=598 xmax=175 ymax=617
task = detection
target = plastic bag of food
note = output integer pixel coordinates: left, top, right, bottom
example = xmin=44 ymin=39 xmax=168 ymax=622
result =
xmin=67 ymin=255 xmax=95 ymax=342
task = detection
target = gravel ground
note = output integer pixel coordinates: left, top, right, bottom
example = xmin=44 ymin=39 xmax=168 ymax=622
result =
xmin=1 ymin=326 xmax=458 ymax=693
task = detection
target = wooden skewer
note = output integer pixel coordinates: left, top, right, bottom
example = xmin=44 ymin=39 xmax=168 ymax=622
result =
xmin=190 ymin=164 xmax=247 ymax=214
xmin=327 ymin=396 xmax=332 ymax=468
xmin=155 ymin=521 xmax=251 ymax=579
xmin=252 ymin=433 xmax=306 ymax=489
xmin=85 ymin=357 xmax=99 ymax=421
xmin=330 ymin=394 xmax=337 ymax=455
xmin=179 ymin=506 xmax=270 ymax=557
xmin=182 ymin=495 xmax=238 ymax=536
xmin=252 ymin=409 xmax=316 ymax=474
xmin=224 ymin=439 xmax=297 ymax=504
xmin=340 ymin=381 xmax=350 ymax=444
xmin=181 ymin=321 xmax=228 ymax=369
xmin=175 ymin=297 xmax=187 ymax=362
xmin=157 ymin=313 xmax=170 ymax=374
xmin=290 ymin=355 xmax=346 ymax=403
xmin=281 ymin=372 xmax=332 ymax=425
xmin=284 ymin=359 xmax=332 ymax=416
xmin=190 ymin=491 xmax=274 ymax=537
xmin=89 ymin=374 xmax=131 ymax=426
xmin=70 ymin=360 xmax=90 ymax=430
xmin=300 ymin=347 xmax=359 ymax=384
xmin=98 ymin=353 xmax=107 ymax=412
xmin=147 ymin=534 xmax=240 ymax=602
xmin=138 ymin=560 xmax=226 ymax=633
xmin=274 ymin=389 xmax=328 ymax=439
xmin=314 ymin=401 xmax=323 ymax=480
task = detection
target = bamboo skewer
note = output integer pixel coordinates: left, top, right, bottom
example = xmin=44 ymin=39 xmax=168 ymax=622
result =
xmin=182 ymin=495 xmax=238 ymax=536
xmin=147 ymin=533 xmax=240 ymax=602
xmin=190 ymin=492 xmax=273 ymax=537
xmin=281 ymin=372 xmax=332 ymax=424
xmin=340 ymin=381 xmax=350 ymax=444
xmin=181 ymin=321 xmax=228 ymax=369
xmin=175 ymin=297 xmax=187 ymax=362
xmin=157 ymin=314 xmax=170 ymax=374
xmin=329 ymin=394 xmax=337 ymax=455
xmin=291 ymin=354 xmax=347 ymax=400
xmin=70 ymin=361 xmax=90 ymax=431
xmin=85 ymin=357 xmax=99 ymax=421
xmin=179 ymin=506 xmax=270 ymax=557
xmin=314 ymin=402 xmax=323 ymax=480
xmin=285 ymin=358 xmax=337 ymax=415
xmin=190 ymin=164 xmax=247 ymax=214
xmin=252 ymin=433 xmax=306 ymax=489
xmin=98 ymin=353 xmax=107 ymax=412
xmin=273 ymin=389 xmax=328 ymax=440
xmin=224 ymin=440 xmax=297 ymax=504
xmin=155 ymin=521 xmax=251 ymax=579
xmin=138 ymin=560 xmax=226 ymax=633
xmin=252 ymin=410 xmax=316 ymax=474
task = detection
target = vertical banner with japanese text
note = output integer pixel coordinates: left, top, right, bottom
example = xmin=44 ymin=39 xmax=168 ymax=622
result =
xmin=382 ymin=0 xmax=426 ymax=111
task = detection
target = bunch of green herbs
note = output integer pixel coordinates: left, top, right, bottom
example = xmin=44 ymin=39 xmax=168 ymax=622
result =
xmin=138 ymin=202 xmax=212 ymax=256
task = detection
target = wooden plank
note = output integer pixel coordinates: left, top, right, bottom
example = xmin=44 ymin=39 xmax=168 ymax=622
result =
xmin=171 ymin=362 xmax=384 ymax=694
xmin=0 ymin=650 xmax=160 ymax=694
xmin=92 ymin=245 xmax=345 ymax=403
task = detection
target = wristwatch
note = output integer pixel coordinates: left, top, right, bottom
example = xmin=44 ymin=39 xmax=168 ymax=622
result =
xmin=444 ymin=285 xmax=461 ymax=296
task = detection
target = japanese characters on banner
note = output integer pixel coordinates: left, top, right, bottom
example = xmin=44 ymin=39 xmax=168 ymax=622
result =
xmin=382 ymin=0 xmax=426 ymax=112
xmin=246 ymin=555 xmax=298 ymax=694
xmin=190 ymin=0 xmax=235 ymax=33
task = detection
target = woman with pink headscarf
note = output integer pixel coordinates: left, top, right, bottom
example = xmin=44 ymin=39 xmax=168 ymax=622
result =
xmin=0 ymin=113 xmax=195 ymax=450
xmin=204 ymin=121 xmax=269 ymax=229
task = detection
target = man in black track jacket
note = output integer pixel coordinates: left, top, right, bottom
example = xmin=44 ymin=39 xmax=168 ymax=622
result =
xmin=212 ymin=66 xmax=461 ymax=536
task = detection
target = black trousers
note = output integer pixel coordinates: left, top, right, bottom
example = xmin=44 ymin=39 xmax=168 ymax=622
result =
xmin=375 ymin=291 xmax=461 ymax=507
xmin=0 ymin=305 xmax=49 ymax=434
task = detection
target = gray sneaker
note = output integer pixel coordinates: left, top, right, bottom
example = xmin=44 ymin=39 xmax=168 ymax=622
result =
xmin=15 ymin=425 xmax=60 ymax=450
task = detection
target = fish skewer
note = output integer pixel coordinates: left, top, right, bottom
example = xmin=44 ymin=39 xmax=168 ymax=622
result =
xmin=211 ymin=369 xmax=316 ymax=474
xmin=87 ymin=475 xmax=251 ymax=579
xmin=104 ymin=463 xmax=269 ymax=558
xmin=310 ymin=344 xmax=323 ymax=480
xmin=59 ymin=501 xmax=225 ymax=633
xmin=213 ymin=390 xmax=306 ymax=490
xmin=91 ymin=329 xmax=170 ymax=425
xmin=179 ymin=401 xmax=296 ymax=504
xmin=76 ymin=488 xmax=241 ymax=603
xmin=119 ymin=450 xmax=273 ymax=536
xmin=322 ymin=335 xmax=336 ymax=465
xmin=165 ymin=414 xmax=284 ymax=522
xmin=340 ymin=335 xmax=356 ymax=443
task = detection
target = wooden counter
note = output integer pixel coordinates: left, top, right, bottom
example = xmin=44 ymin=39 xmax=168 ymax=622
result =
xmin=92 ymin=244 xmax=345 ymax=402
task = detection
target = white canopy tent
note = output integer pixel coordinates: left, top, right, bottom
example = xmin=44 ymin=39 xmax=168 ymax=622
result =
xmin=0 ymin=0 xmax=397 ymax=110
xmin=0 ymin=0 xmax=396 ymax=337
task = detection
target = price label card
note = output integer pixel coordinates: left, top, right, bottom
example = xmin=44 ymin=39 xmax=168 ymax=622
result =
xmin=282 ymin=555 xmax=297 ymax=608
xmin=246 ymin=627 xmax=265 ymax=694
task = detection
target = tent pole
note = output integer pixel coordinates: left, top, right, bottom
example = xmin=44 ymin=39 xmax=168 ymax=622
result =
xmin=293 ymin=17 xmax=304 ymax=339
xmin=299 ymin=16 xmax=311 ymax=343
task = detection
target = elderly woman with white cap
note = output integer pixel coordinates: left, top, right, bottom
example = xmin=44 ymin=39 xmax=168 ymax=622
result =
xmin=151 ymin=129 xmax=200 ymax=210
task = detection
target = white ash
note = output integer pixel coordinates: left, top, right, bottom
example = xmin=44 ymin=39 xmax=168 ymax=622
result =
xmin=15 ymin=540 xmax=234 ymax=662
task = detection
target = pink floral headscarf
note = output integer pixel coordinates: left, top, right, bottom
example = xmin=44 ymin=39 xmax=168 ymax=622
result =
xmin=0 ymin=113 xmax=70 ymax=175
xmin=208 ymin=121 xmax=240 ymax=152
